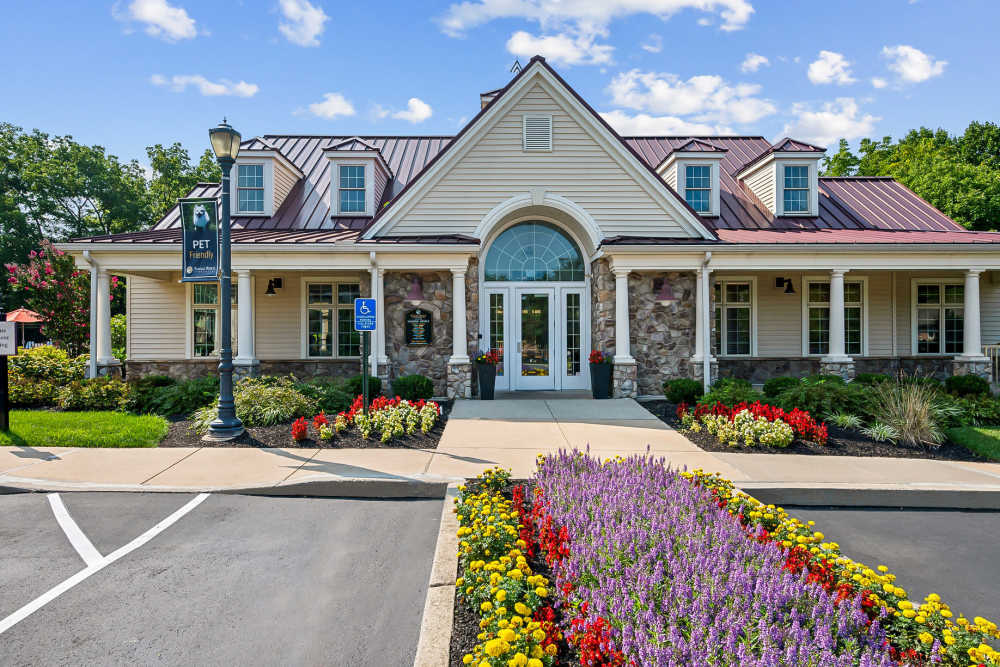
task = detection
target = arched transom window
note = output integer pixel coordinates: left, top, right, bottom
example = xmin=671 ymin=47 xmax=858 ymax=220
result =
xmin=484 ymin=222 xmax=585 ymax=282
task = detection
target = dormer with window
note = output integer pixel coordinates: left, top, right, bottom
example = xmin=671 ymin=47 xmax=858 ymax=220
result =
xmin=655 ymin=140 xmax=726 ymax=216
xmin=737 ymin=138 xmax=824 ymax=217
xmin=231 ymin=138 xmax=303 ymax=217
xmin=324 ymin=138 xmax=393 ymax=217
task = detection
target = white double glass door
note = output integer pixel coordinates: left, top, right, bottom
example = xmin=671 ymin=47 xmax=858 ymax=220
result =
xmin=483 ymin=285 xmax=588 ymax=392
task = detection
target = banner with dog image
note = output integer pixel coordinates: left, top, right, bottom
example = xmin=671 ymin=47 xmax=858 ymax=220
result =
xmin=179 ymin=197 xmax=220 ymax=282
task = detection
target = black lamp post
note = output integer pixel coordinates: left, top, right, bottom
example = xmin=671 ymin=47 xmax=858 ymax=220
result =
xmin=206 ymin=119 xmax=244 ymax=440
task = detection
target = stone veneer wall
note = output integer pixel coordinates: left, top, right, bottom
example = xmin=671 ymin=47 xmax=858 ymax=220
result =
xmin=126 ymin=359 xmax=361 ymax=381
xmin=465 ymin=258 xmax=481 ymax=396
xmin=591 ymin=258 xmax=615 ymax=358
xmin=384 ymin=270 xmax=453 ymax=396
xmin=628 ymin=271 xmax=697 ymax=395
xmin=717 ymin=358 xmax=822 ymax=384
xmin=854 ymin=356 xmax=956 ymax=381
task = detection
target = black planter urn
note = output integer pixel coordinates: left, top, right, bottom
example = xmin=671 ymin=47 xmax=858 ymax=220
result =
xmin=476 ymin=363 xmax=497 ymax=400
xmin=589 ymin=363 xmax=612 ymax=399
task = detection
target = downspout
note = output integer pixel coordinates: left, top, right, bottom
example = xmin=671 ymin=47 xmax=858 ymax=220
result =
xmin=702 ymin=251 xmax=713 ymax=392
xmin=82 ymin=251 xmax=99 ymax=379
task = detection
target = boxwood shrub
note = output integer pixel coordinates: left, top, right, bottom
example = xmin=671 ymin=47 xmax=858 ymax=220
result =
xmin=296 ymin=378 xmax=354 ymax=414
xmin=698 ymin=378 xmax=764 ymax=407
xmin=345 ymin=374 xmax=382 ymax=398
xmin=852 ymin=373 xmax=891 ymax=386
xmin=663 ymin=377 xmax=702 ymax=405
xmin=945 ymin=374 xmax=991 ymax=397
xmin=772 ymin=381 xmax=871 ymax=420
xmin=392 ymin=374 xmax=435 ymax=401
xmin=762 ymin=376 xmax=799 ymax=398
xmin=58 ymin=378 xmax=131 ymax=411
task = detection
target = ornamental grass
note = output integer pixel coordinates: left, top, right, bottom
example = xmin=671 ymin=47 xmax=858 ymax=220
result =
xmin=535 ymin=451 xmax=894 ymax=666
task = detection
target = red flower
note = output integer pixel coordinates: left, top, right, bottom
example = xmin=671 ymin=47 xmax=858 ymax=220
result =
xmin=291 ymin=417 xmax=309 ymax=441
xmin=588 ymin=350 xmax=608 ymax=364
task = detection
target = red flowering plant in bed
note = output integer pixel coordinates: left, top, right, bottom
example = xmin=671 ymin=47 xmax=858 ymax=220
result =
xmin=678 ymin=400 xmax=828 ymax=445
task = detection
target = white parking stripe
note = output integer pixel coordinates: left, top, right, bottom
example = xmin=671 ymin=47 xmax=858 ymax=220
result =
xmin=0 ymin=493 xmax=210 ymax=636
xmin=48 ymin=494 xmax=103 ymax=567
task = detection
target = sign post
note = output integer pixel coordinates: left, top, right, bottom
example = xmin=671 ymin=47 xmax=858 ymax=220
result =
xmin=354 ymin=298 xmax=377 ymax=416
xmin=0 ymin=303 xmax=14 ymax=432
xmin=179 ymin=197 xmax=221 ymax=282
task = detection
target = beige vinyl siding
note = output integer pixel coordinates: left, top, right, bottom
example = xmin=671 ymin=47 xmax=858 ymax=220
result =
xmin=127 ymin=275 xmax=186 ymax=359
xmin=662 ymin=164 xmax=677 ymax=191
xmin=743 ymin=163 xmax=776 ymax=214
xmin=273 ymin=161 xmax=297 ymax=212
xmin=981 ymin=272 xmax=1000 ymax=346
xmin=385 ymin=83 xmax=692 ymax=238
xmin=867 ymin=274 xmax=893 ymax=356
xmin=254 ymin=273 xmax=300 ymax=359
xmin=373 ymin=162 xmax=389 ymax=206
xmin=754 ymin=271 xmax=801 ymax=356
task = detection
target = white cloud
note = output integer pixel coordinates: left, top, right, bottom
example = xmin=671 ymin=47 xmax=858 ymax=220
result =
xmin=781 ymin=97 xmax=879 ymax=146
xmin=307 ymin=92 xmax=356 ymax=119
xmin=600 ymin=110 xmax=728 ymax=135
xmin=807 ymin=50 xmax=855 ymax=85
xmin=278 ymin=0 xmax=328 ymax=47
xmin=871 ymin=77 xmax=887 ymax=89
xmin=506 ymin=30 xmax=613 ymax=67
xmin=392 ymin=98 xmax=434 ymax=124
xmin=608 ymin=69 xmax=776 ymax=125
xmin=114 ymin=0 xmax=196 ymax=41
xmin=740 ymin=52 xmax=768 ymax=73
xmin=150 ymin=74 xmax=258 ymax=97
xmin=881 ymin=44 xmax=946 ymax=83
xmin=641 ymin=34 xmax=663 ymax=53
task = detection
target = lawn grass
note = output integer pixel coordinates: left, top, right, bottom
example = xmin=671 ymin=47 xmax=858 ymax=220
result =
xmin=947 ymin=426 xmax=1000 ymax=461
xmin=0 ymin=411 xmax=169 ymax=448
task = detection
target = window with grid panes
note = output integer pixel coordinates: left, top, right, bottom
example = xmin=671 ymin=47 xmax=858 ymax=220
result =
xmin=192 ymin=283 xmax=237 ymax=357
xmin=712 ymin=281 xmax=752 ymax=356
xmin=338 ymin=165 xmax=366 ymax=214
xmin=783 ymin=165 xmax=809 ymax=213
xmin=307 ymin=282 xmax=361 ymax=357
xmin=237 ymin=164 xmax=264 ymax=212
xmin=915 ymin=283 xmax=964 ymax=354
xmin=684 ymin=165 xmax=711 ymax=213
xmin=806 ymin=280 xmax=863 ymax=355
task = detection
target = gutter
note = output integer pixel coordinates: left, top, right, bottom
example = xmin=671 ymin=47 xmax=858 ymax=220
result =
xmin=80 ymin=251 xmax=99 ymax=380
xmin=55 ymin=242 xmax=480 ymax=254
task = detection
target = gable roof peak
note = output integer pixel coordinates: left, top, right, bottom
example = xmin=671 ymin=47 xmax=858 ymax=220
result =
xmin=675 ymin=138 xmax=728 ymax=153
xmin=326 ymin=136 xmax=380 ymax=152
xmin=771 ymin=137 xmax=826 ymax=153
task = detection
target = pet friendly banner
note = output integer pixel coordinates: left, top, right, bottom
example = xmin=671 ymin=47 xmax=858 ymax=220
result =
xmin=179 ymin=197 xmax=220 ymax=282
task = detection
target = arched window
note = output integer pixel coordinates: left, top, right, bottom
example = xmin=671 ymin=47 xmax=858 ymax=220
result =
xmin=484 ymin=222 xmax=585 ymax=282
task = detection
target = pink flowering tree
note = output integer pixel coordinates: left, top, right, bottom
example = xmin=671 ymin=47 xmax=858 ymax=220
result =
xmin=5 ymin=240 xmax=96 ymax=355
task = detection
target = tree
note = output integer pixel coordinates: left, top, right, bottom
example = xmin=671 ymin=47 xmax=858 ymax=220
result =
xmin=822 ymin=139 xmax=860 ymax=177
xmin=0 ymin=124 xmax=42 ymax=288
xmin=147 ymin=142 xmax=220 ymax=221
xmin=959 ymin=121 xmax=1000 ymax=170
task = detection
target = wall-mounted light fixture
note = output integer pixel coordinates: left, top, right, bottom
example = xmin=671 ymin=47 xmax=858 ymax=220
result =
xmin=264 ymin=277 xmax=283 ymax=296
xmin=405 ymin=275 xmax=424 ymax=302
xmin=653 ymin=277 xmax=677 ymax=302
xmin=775 ymin=277 xmax=795 ymax=294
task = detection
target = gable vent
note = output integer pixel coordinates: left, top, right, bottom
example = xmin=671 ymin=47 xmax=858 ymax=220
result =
xmin=522 ymin=115 xmax=552 ymax=151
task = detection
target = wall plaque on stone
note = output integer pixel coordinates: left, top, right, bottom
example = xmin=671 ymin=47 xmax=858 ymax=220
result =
xmin=405 ymin=308 xmax=433 ymax=346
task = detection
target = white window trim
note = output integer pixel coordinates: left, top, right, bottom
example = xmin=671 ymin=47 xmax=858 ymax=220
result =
xmin=184 ymin=282 xmax=237 ymax=360
xmin=299 ymin=276 xmax=363 ymax=359
xmin=678 ymin=160 xmax=721 ymax=216
xmin=712 ymin=276 xmax=758 ymax=357
xmin=328 ymin=159 xmax=375 ymax=216
xmin=522 ymin=113 xmax=553 ymax=152
xmin=231 ymin=160 xmax=274 ymax=216
xmin=800 ymin=275 xmax=869 ymax=357
xmin=775 ymin=159 xmax=819 ymax=217
xmin=910 ymin=277 xmax=965 ymax=356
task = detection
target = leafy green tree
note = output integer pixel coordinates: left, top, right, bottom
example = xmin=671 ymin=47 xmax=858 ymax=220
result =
xmin=822 ymin=139 xmax=860 ymax=177
xmin=959 ymin=121 xmax=1000 ymax=170
xmin=146 ymin=142 xmax=220 ymax=221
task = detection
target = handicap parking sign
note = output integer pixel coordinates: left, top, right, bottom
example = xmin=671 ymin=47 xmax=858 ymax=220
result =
xmin=354 ymin=298 xmax=376 ymax=331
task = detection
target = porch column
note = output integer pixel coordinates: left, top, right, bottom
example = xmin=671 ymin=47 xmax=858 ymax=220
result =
xmin=820 ymin=268 xmax=855 ymax=381
xmin=954 ymin=269 xmax=990 ymax=379
xmin=613 ymin=269 xmax=634 ymax=363
xmin=234 ymin=271 xmax=255 ymax=363
xmin=693 ymin=266 xmax=716 ymax=391
xmin=450 ymin=268 xmax=469 ymax=363
xmin=369 ymin=266 xmax=388 ymax=377
xmin=95 ymin=269 xmax=117 ymax=367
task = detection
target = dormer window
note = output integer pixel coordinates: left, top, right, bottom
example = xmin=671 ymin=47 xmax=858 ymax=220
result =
xmin=782 ymin=165 xmax=810 ymax=214
xmin=684 ymin=165 xmax=712 ymax=213
xmin=237 ymin=164 xmax=265 ymax=213
xmin=338 ymin=165 xmax=366 ymax=214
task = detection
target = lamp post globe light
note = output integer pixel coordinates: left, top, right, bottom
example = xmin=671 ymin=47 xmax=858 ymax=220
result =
xmin=205 ymin=119 xmax=244 ymax=440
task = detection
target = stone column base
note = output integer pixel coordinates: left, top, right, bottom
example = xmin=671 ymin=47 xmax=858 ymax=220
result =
xmin=233 ymin=361 xmax=261 ymax=382
xmin=447 ymin=362 xmax=472 ymax=399
xmin=96 ymin=360 xmax=122 ymax=378
xmin=612 ymin=362 xmax=638 ymax=398
xmin=820 ymin=358 xmax=855 ymax=381
xmin=689 ymin=357 xmax=718 ymax=385
xmin=952 ymin=357 xmax=991 ymax=380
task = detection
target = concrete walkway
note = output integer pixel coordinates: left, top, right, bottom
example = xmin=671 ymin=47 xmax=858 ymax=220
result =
xmin=3 ymin=398 xmax=1000 ymax=504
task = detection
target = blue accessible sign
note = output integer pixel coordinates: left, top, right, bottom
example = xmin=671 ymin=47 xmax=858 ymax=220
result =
xmin=354 ymin=298 xmax=376 ymax=331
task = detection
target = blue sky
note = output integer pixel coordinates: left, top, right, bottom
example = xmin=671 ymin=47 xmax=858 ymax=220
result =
xmin=2 ymin=0 xmax=997 ymax=168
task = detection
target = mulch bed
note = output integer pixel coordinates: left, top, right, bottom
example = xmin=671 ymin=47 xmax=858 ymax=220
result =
xmin=158 ymin=400 xmax=452 ymax=449
xmin=642 ymin=399 xmax=992 ymax=462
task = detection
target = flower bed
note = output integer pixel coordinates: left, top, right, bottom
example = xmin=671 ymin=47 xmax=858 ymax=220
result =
xmin=290 ymin=395 xmax=441 ymax=443
xmin=678 ymin=400 xmax=828 ymax=448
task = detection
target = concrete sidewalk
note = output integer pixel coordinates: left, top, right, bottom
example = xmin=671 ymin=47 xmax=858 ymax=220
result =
xmin=2 ymin=398 xmax=1000 ymax=504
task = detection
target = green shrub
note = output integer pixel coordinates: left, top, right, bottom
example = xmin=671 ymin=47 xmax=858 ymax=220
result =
xmin=829 ymin=413 xmax=863 ymax=430
xmin=57 ymin=378 xmax=131 ymax=411
xmin=9 ymin=376 xmax=60 ymax=407
xmin=952 ymin=395 xmax=1000 ymax=427
xmin=868 ymin=379 xmax=962 ymax=447
xmin=698 ymin=378 xmax=764 ymax=407
xmin=123 ymin=375 xmax=177 ymax=413
xmin=393 ymin=374 xmax=435 ymax=401
xmin=762 ymin=376 xmax=799 ymax=398
xmin=111 ymin=313 xmax=127 ymax=364
xmin=663 ymin=377 xmax=702 ymax=404
xmin=345 ymin=374 xmax=382 ymax=398
xmin=191 ymin=381 xmax=318 ymax=433
xmin=772 ymin=381 xmax=871 ymax=419
xmin=296 ymin=378 xmax=354 ymax=414
xmin=802 ymin=374 xmax=847 ymax=386
xmin=945 ymin=374 xmax=991 ymax=397
xmin=901 ymin=375 xmax=943 ymax=390
xmin=853 ymin=373 xmax=891 ymax=386
xmin=8 ymin=345 xmax=87 ymax=382
xmin=144 ymin=376 xmax=219 ymax=417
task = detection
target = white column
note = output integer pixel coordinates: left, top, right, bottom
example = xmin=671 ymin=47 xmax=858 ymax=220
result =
xmin=698 ymin=266 xmax=713 ymax=391
xmin=96 ymin=269 xmax=115 ymax=364
xmin=962 ymin=269 xmax=985 ymax=358
xmin=693 ymin=269 xmax=706 ymax=361
xmin=376 ymin=268 xmax=388 ymax=366
xmin=88 ymin=263 xmax=98 ymax=378
xmin=827 ymin=269 xmax=848 ymax=360
xmin=613 ymin=269 xmax=634 ymax=363
xmin=450 ymin=269 xmax=469 ymax=363
xmin=235 ymin=270 xmax=255 ymax=363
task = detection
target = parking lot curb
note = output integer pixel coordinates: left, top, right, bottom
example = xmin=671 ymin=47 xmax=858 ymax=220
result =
xmin=413 ymin=483 xmax=460 ymax=667
xmin=738 ymin=484 xmax=1000 ymax=510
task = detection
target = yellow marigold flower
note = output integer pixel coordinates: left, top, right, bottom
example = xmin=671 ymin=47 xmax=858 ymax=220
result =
xmin=903 ymin=610 xmax=917 ymax=619
xmin=508 ymin=569 xmax=524 ymax=581
xmin=916 ymin=615 xmax=926 ymax=624
xmin=527 ymin=659 xmax=543 ymax=667
xmin=515 ymin=602 xmax=531 ymax=616
xmin=480 ymin=601 xmax=493 ymax=612
xmin=507 ymin=652 xmax=527 ymax=666
xmin=894 ymin=587 xmax=906 ymax=597
xmin=463 ymin=655 xmax=474 ymax=664
xmin=496 ymin=590 xmax=507 ymax=602
xmin=532 ymin=629 xmax=546 ymax=642
xmin=498 ymin=619 xmax=509 ymax=629
xmin=535 ymin=587 xmax=548 ymax=598
xmin=545 ymin=644 xmax=558 ymax=656
xmin=531 ymin=645 xmax=543 ymax=658
xmin=919 ymin=632 xmax=934 ymax=644
xmin=499 ymin=628 xmax=516 ymax=643
xmin=927 ymin=593 xmax=941 ymax=603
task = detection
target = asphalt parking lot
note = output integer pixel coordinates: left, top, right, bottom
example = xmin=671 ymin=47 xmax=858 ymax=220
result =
xmin=0 ymin=492 xmax=442 ymax=666
xmin=788 ymin=506 xmax=1000 ymax=620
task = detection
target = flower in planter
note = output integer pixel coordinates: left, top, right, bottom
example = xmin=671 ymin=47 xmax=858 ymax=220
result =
xmin=475 ymin=350 xmax=500 ymax=365
xmin=291 ymin=416 xmax=308 ymax=441
xmin=588 ymin=350 xmax=610 ymax=364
